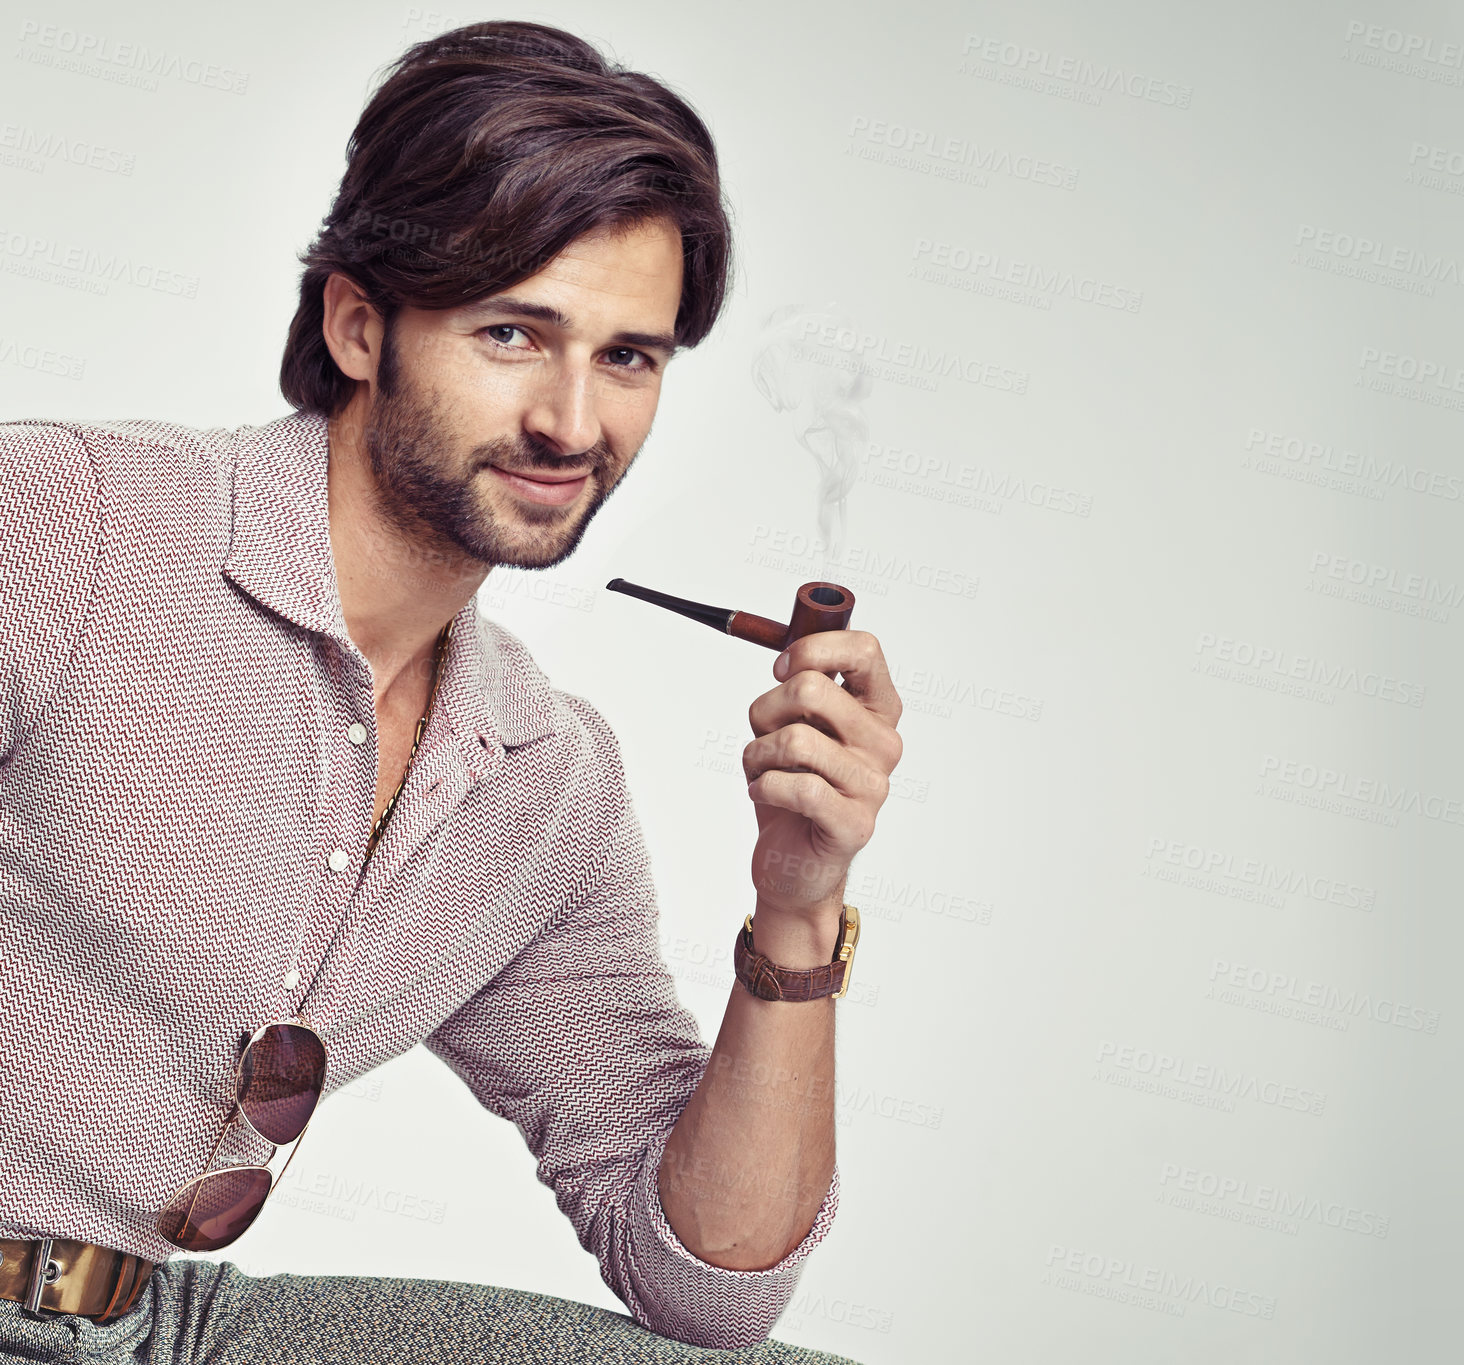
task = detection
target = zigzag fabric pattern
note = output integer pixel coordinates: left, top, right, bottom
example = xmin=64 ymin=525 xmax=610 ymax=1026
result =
xmin=0 ymin=410 xmax=838 ymax=1350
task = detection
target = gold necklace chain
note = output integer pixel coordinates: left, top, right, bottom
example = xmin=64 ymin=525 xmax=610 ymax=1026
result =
xmin=363 ymin=617 xmax=455 ymax=865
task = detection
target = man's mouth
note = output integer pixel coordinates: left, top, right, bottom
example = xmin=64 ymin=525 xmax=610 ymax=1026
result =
xmin=488 ymin=465 xmax=592 ymax=506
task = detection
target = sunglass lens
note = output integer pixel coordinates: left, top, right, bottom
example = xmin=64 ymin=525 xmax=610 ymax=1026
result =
xmin=157 ymin=1167 xmax=272 ymax=1251
xmin=238 ymin=1023 xmax=327 ymax=1145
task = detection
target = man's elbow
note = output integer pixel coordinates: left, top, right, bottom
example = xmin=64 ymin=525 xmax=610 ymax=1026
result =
xmin=630 ymin=1299 xmax=778 ymax=1353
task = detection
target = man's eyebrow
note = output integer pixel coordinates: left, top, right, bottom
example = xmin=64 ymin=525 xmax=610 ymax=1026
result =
xmin=461 ymin=293 xmax=679 ymax=356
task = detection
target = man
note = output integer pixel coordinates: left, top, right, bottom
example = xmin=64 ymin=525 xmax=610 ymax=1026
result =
xmin=0 ymin=20 xmax=902 ymax=1363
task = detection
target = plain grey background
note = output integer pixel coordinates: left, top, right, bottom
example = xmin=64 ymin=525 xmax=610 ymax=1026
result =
xmin=2 ymin=2 xmax=1459 ymax=1361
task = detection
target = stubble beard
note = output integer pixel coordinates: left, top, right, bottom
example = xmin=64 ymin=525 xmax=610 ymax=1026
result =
xmin=361 ymin=326 xmax=627 ymax=572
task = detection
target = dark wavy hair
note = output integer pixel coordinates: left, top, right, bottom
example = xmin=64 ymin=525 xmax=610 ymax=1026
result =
xmin=279 ymin=20 xmax=735 ymax=416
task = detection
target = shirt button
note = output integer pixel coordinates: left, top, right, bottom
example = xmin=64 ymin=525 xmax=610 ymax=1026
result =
xmin=348 ymin=722 xmax=368 ymax=745
xmin=282 ymin=968 xmax=301 ymax=989
xmin=327 ymin=848 xmax=349 ymax=872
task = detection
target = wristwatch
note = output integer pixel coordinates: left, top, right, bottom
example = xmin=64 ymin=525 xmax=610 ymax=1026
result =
xmin=733 ymin=904 xmax=861 ymax=1002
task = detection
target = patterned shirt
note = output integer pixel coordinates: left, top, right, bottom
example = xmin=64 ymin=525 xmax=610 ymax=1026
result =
xmin=0 ymin=409 xmax=837 ymax=1349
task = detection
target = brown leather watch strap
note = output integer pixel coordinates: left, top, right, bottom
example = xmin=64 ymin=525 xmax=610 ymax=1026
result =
xmin=733 ymin=905 xmax=858 ymax=1002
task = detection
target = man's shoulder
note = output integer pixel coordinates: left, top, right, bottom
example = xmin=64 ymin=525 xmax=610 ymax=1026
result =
xmin=0 ymin=413 xmax=236 ymax=460
xmin=0 ymin=411 xmax=323 ymax=483
xmin=471 ymin=611 xmax=627 ymax=767
xmin=0 ymin=418 xmax=246 ymax=515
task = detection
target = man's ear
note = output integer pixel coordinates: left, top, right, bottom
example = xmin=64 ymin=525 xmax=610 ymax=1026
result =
xmin=321 ymin=272 xmax=384 ymax=385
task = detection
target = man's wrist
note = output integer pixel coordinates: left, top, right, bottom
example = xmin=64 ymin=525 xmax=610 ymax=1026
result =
xmin=748 ymin=897 xmax=843 ymax=970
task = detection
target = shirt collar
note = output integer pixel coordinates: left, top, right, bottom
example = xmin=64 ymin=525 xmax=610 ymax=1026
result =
xmin=220 ymin=409 xmax=558 ymax=756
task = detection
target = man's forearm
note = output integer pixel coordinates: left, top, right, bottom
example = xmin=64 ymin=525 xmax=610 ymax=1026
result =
xmin=656 ymin=625 xmax=902 ymax=1272
xmin=657 ymin=899 xmax=839 ymax=1271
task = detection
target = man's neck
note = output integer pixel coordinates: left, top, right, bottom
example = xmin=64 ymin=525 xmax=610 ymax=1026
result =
xmin=324 ymin=401 xmax=489 ymax=711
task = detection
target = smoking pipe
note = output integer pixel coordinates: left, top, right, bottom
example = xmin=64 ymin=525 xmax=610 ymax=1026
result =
xmin=605 ymin=578 xmax=856 ymax=650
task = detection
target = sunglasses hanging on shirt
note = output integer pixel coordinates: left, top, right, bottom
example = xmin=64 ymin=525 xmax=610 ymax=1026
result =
xmin=155 ymin=1018 xmax=327 ymax=1252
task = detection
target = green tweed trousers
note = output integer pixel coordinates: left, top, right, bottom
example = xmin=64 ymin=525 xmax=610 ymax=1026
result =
xmin=0 ymin=1258 xmax=861 ymax=1363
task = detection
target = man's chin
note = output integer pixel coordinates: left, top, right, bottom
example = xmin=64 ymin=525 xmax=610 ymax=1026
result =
xmin=468 ymin=517 xmax=593 ymax=571
xmin=486 ymin=543 xmax=581 ymax=571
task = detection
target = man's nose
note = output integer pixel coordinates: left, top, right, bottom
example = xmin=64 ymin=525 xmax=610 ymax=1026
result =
xmin=521 ymin=365 xmax=603 ymax=457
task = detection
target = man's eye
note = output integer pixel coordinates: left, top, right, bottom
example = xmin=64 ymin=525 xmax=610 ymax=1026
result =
xmin=482 ymin=325 xmax=529 ymax=348
xmin=607 ymin=347 xmax=651 ymax=370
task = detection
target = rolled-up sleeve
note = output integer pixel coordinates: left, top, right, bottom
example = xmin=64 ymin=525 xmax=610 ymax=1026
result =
xmin=423 ymin=698 xmax=839 ymax=1348
xmin=625 ymin=1126 xmax=838 ymax=1346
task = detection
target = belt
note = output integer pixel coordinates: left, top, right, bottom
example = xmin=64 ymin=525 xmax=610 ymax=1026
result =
xmin=0 ymin=1238 xmax=153 ymax=1322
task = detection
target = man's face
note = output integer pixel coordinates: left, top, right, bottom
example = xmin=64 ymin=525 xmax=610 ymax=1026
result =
xmin=360 ymin=215 xmax=683 ymax=571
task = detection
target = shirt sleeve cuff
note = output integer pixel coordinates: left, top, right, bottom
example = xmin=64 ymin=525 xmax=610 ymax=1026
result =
xmin=619 ymin=1128 xmax=841 ymax=1349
